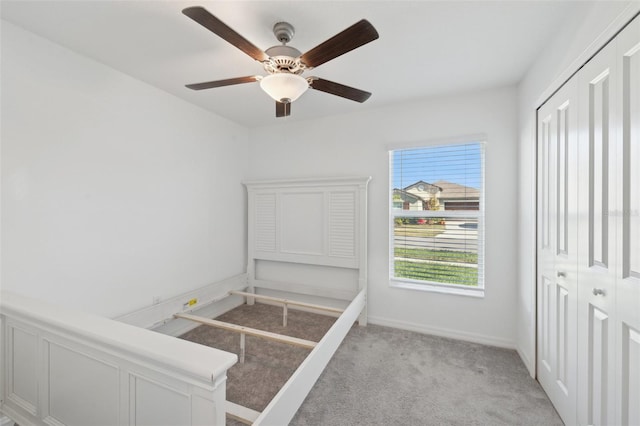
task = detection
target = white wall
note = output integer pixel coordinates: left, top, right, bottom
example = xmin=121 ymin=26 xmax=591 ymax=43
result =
xmin=516 ymin=2 xmax=640 ymax=375
xmin=1 ymin=21 xmax=249 ymax=318
xmin=247 ymin=86 xmax=519 ymax=348
xmin=5 ymin=1 xmax=637 ymax=363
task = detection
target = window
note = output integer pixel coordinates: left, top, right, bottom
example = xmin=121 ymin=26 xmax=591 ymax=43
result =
xmin=389 ymin=141 xmax=485 ymax=296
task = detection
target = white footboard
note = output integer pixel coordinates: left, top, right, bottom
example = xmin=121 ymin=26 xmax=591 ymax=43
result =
xmin=0 ymin=291 xmax=237 ymax=426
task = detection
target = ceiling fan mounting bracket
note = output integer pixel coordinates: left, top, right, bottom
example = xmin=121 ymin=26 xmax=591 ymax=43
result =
xmin=273 ymin=22 xmax=295 ymax=44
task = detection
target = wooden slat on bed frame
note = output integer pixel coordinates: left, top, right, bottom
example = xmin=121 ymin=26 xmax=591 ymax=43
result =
xmin=229 ymin=290 xmax=344 ymax=314
xmin=174 ymin=312 xmax=317 ymax=349
xmin=226 ymin=401 xmax=261 ymax=425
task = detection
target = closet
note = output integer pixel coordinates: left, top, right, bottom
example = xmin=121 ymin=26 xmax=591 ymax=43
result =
xmin=536 ymin=15 xmax=639 ymax=426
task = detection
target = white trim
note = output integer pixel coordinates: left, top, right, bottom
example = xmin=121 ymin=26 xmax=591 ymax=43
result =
xmin=516 ymin=346 xmax=535 ymax=379
xmin=368 ymin=315 xmax=516 ymax=350
xmin=535 ymin=4 xmax=640 ymax=109
xmin=386 ymin=133 xmax=487 ymax=151
xmin=389 ymin=279 xmax=485 ymax=298
xmin=389 ymin=140 xmax=486 ymax=292
xmin=243 ymin=176 xmax=371 ymax=188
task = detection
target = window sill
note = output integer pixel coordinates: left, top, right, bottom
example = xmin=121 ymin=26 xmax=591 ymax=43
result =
xmin=389 ymin=279 xmax=485 ymax=298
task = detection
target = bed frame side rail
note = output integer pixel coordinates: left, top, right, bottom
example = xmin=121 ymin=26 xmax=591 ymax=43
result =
xmin=253 ymin=288 xmax=366 ymax=426
xmin=116 ymin=273 xmax=248 ymax=335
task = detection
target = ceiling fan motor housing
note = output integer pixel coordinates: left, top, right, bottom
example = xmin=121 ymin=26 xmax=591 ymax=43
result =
xmin=264 ymin=45 xmax=304 ymax=74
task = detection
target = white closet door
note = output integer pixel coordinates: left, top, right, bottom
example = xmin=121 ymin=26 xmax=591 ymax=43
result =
xmin=615 ymin=16 xmax=640 ymax=426
xmin=577 ymin=40 xmax=618 ymax=426
xmin=538 ymin=14 xmax=640 ymax=426
xmin=537 ymin=77 xmax=579 ymax=426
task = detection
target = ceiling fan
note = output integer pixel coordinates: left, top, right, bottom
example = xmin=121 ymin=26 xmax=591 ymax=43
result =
xmin=182 ymin=6 xmax=379 ymax=117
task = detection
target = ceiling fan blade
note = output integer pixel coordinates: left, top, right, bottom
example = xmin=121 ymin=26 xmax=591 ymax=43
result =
xmin=186 ymin=76 xmax=260 ymax=91
xmin=309 ymin=78 xmax=372 ymax=103
xmin=300 ymin=20 xmax=379 ymax=68
xmin=183 ymin=6 xmax=268 ymax=63
xmin=276 ymin=101 xmax=291 ymax=117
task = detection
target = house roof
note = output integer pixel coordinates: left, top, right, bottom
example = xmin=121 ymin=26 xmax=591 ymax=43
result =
xmin=393 ymin=188 xmax=423 ymax=203
xmin=403 ymin=181 xmax=442 ymax=193
xmin=432 ymin=180 xmax=480 ymax=200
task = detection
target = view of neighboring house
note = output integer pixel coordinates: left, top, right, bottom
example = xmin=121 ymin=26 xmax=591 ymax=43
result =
xmin=393 ymin=180 xmax=480 ymax=211
xmin=393 ymin=180 xmax=441 ymax=210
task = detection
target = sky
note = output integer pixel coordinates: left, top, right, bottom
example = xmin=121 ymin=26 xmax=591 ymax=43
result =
xmin=391 ymin=142 xmax=483 ymax=190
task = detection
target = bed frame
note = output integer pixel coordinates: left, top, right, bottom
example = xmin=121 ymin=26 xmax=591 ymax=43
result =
xmin=0 ymin=291 xmax=237 ymax=426
xmin=0 ymin=176 xmax=370 ymax=426
xmin=244 ymin=177 xmax=370 ymax=327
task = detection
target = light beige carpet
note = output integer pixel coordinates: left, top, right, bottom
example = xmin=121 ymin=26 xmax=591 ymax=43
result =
xmin=179 ymin=302 xmax=336 ymax=419
xmin=292 ymin=324 xmax=563 ymax=426
xmin=180 ymin=303 xmax=562 ymax=426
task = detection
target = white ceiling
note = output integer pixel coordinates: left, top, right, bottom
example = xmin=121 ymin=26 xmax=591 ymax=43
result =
xmin=1 ymin=1 xmax=590 ymax=128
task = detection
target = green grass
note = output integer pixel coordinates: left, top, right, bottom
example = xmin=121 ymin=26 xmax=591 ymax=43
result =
xmin=394 ymin=260 xmax=478 ymax=286
xmin=394 ymin=247 xmax=477 ymax=264
xmin=394 ymin=224 xmax=446 ymax=238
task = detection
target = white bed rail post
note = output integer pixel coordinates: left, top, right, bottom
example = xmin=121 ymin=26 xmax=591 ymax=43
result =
xmin=0 ymin=291 xmax=237 ymax=426
xmin=358 ymin=177 xmax=370 ymax=325
xmin=245 ymin=183 xmax=257 ymax=306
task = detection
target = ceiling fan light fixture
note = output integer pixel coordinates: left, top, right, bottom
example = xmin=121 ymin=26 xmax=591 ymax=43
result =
xmin=260 ymin=73 xmax=309 ymax=103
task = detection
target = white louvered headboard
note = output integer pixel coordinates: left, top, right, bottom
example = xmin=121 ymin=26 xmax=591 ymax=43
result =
xmin=244 ymin=177 xmax=370 ymax=323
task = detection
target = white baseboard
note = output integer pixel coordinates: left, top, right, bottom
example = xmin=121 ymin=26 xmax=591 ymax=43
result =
xmin=368 ymin=315 xmax=516 ymax=350
xmin=516 ymin=346 xmax=535 ymax=378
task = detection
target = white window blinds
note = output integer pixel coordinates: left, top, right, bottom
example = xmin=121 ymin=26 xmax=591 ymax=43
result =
xmin=389 ymin=141 xmax=485 ymax=290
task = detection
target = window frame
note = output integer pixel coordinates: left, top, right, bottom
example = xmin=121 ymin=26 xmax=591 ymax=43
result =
xmin=388 ymin=138 xmax=486 ymax=297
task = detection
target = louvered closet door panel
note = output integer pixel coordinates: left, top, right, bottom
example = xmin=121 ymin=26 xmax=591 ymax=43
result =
xmin=577 ymin=40 xmax=618 ymax=426
xmin=615 ymin=16 xmax=640 ymax=426
xmin=537 ymin=77 xmax=579 ymax=426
